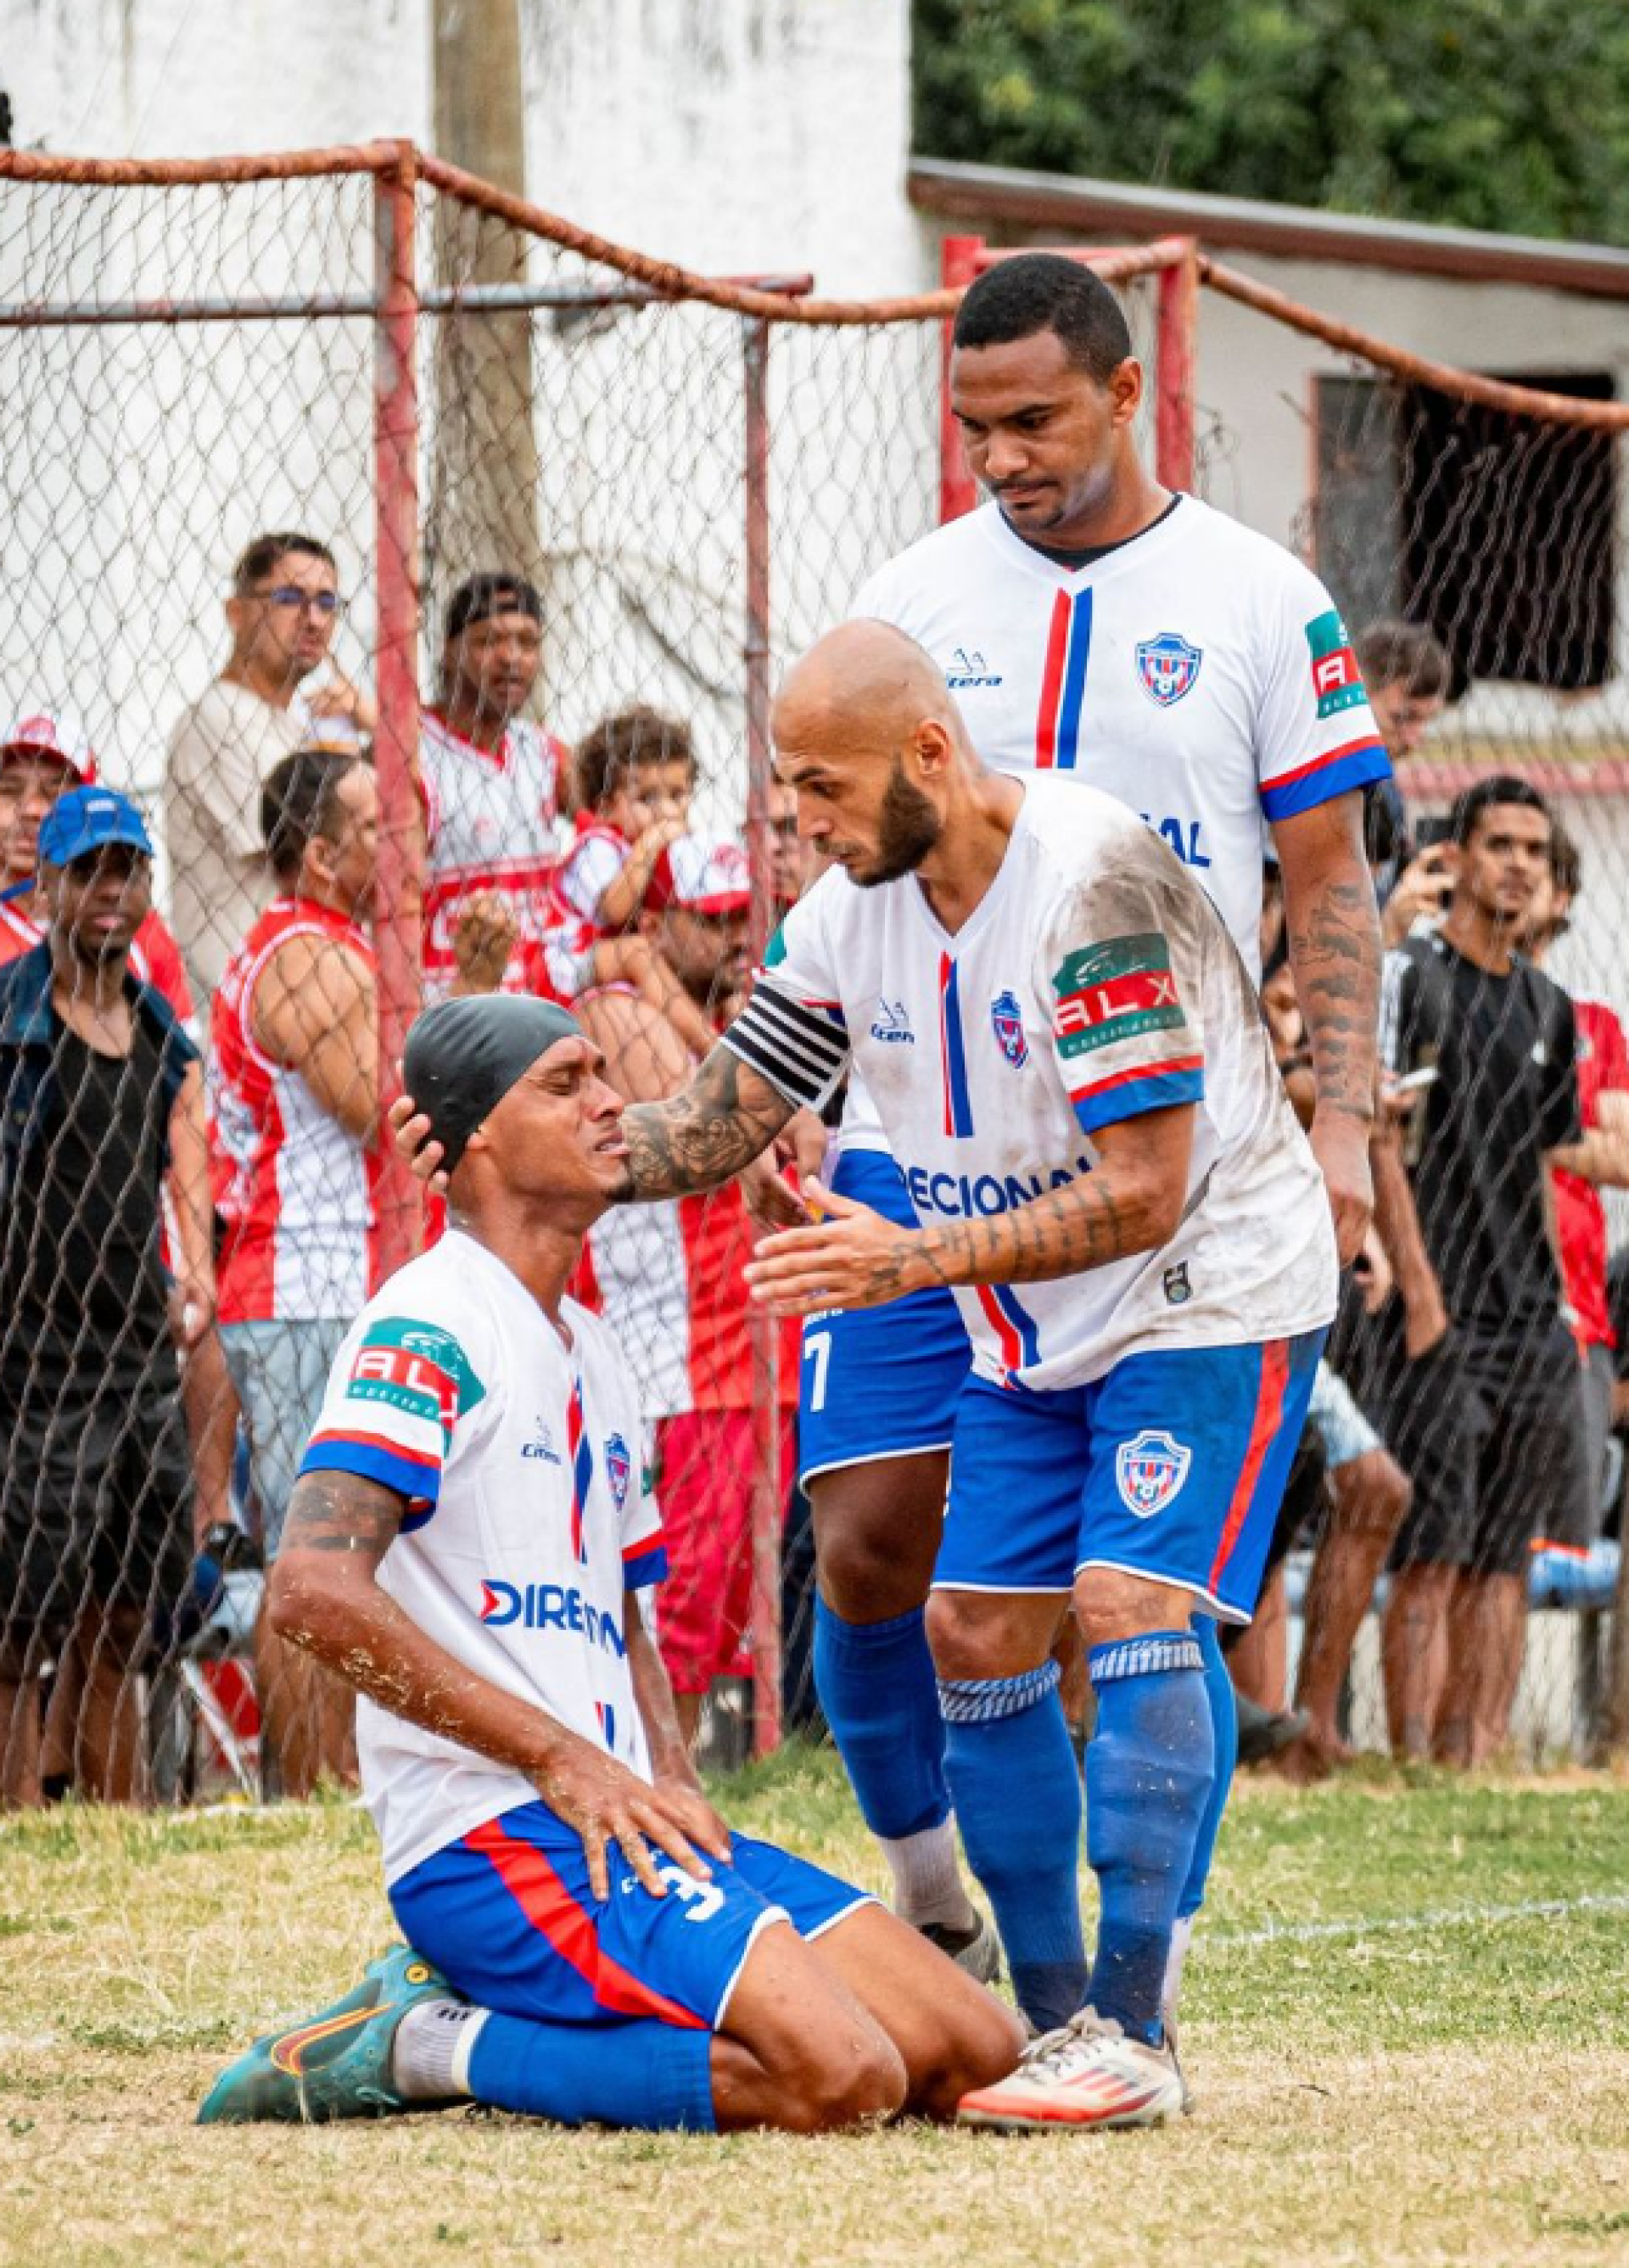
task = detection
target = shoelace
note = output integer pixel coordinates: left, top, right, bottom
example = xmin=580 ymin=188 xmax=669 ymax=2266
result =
xmin=1017 ymin=2008 xmax=1128 ymax=2078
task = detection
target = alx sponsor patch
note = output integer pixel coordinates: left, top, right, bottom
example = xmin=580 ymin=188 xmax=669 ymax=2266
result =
xmin=1305 ymin=608 xmax=1366 ymax=721
xmin=344 ymin=1317 xmax=486 ymax=1434
xmin=1051 ymin=933 xmax=1184 ymax=1060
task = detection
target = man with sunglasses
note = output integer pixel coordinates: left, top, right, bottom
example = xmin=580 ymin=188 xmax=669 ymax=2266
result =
xmin=165 ymin=530 xmax=373 ymax=1003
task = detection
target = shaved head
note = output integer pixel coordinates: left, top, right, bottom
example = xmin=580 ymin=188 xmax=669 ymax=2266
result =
xmin=772 ymin=619 xmax=962 ymax=754
xmin=772 ymin=623 xmax=985 ymax=888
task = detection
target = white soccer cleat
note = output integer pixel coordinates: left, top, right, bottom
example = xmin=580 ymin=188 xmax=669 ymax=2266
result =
xmin=955 ymin=2006 xmax=1186 ymax=2133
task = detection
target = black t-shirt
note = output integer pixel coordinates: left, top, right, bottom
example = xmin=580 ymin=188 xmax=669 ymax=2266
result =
xmin=0 ymin=1013 xmax=174 ymax=1367
xmin=1382 ymin=932 xmax=1579 ymax=1336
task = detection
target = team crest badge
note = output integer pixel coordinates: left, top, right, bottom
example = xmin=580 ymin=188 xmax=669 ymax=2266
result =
xmin=1115 ymin=1430 xmax=1192 ymax=1518
xmin=990 ymin=989 xmax=1029 ymax=1069
xmin=603 ymin=1431 xmax=632 ymax=1512
xmin=1135 ymin=632 xmax=1202 ymax=708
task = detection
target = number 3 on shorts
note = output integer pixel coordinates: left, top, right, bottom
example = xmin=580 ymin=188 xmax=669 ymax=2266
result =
xmin=803 ymin=1329 xmax=832 ymax=1413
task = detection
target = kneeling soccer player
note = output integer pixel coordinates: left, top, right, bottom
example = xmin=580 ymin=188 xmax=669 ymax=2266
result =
xmin=199 ymin=994 xmax=1020 ymax=2133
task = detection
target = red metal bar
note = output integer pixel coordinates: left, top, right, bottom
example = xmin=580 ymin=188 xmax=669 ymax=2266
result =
xmin=372 ymin=143 xmax=423 ymax=1274
xmin=1155 ymin=238 xmax=1200 ymax=491
xmin=742 ymin=313 xmax=784 ymax=1756
xmin=939 ymin=235 xmax=983 ymax=524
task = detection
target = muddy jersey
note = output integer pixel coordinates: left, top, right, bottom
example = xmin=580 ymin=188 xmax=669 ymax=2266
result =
xmin=725 ymin=773 xmax=1335 ymax=1392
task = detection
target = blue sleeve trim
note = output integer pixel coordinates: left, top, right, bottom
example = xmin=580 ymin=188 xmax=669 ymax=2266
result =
xmin=1072 ymin=1065 xmax=1205 ymax=1137
xmin=622 ymin=1545 xmax=669 ymax=1589
xmin=298 ymin=1439 xmax=441 ymax=1515
xmin=1260 ymin=744 xmax=1391 ymax=822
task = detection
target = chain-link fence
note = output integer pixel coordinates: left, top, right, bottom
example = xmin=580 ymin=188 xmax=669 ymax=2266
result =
xmin=0 ymin=141 xmax=1622 ymax=1802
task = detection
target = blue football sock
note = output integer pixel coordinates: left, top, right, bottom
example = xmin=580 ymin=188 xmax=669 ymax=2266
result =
xmin=814 ymin=1599 xmax=949 ymax=1840
xmin=940 ymin=1661 xmax=1086 ymax=2031
xmin=1084 ymin=1630 xmax=1214 ymax=2047
xmin=1177 ymin=1615 xmax=1236 ymax=1924
xmin=468 ymin=2010 xmax=715 ymax=2131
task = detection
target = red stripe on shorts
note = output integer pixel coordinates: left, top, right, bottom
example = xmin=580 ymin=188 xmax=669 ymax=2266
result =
xmin=1207 ymin=1339 xmax=1290 ymax=1594
xmin=462 ymin=1814 xmax=706 ymax=2030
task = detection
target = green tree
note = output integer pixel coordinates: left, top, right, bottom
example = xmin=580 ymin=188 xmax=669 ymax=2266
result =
xmin=914 ymin=0 xmax=1629 ymax=244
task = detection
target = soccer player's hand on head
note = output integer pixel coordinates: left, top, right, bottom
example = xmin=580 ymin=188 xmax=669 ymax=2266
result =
xmin=540 ymin=1738 xmax=729 ymax=1901
xmin=388 ymin=1092 xmax=451 ymax=1194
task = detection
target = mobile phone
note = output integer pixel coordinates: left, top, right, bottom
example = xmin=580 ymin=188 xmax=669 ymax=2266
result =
xmin=1413 ymin=815 xmax=1453 ymax=853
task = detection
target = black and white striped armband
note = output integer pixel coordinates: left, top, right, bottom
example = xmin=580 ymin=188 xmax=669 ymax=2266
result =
xmin=719 ymin=981 xmax=851 ymax=1113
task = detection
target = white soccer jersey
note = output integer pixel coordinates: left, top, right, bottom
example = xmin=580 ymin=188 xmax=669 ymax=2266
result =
xmin=727 ymin=775 xmax=1335 ymax=1392
xmin=299 ymin=1229 xmax=668 ymax=1886
xmin=419 ymin=709 xmax=568 ymax=998
xmin=837 ymin=494 xmax=1390 ymax=1154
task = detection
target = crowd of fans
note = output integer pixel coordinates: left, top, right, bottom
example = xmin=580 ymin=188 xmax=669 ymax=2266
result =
xmin=0 ymin=535 xmax=1622 ymax=1806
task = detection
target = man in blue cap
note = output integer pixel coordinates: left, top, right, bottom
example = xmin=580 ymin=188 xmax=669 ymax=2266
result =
xmin=0 ymin=786 xmax=216 ymax=1804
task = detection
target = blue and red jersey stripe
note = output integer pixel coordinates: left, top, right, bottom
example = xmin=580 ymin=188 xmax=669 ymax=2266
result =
xmin=567 ymin=1379 xmax=592 ymax=1565
xmin=938 ymin=953 xmax=976 ymax=1138
xmin=1068 ymin=1052 xmax=1205 ymax=1136
xmin=1258 ymin=733 xmax=1390 ymax=821
xmin=974 ymin=1281 xmax=1043 ymax=1384
xmin=1035 ymin=589 xmax=1094 ymax=770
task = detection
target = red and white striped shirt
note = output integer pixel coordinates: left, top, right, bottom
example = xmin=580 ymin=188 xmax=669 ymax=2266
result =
xmin=419 ymin=708 xmax=568 ymax=998
xmin=209 ymin=897 xmax=382 ymax=1323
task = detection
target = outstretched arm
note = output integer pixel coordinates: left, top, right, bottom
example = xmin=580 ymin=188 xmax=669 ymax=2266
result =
xmin=270 ymin=1469 xmax=727 ymax=1896
xmin=744 ymin=1105 xmax=1194 ymax=1313
xmin=1273 ymin=792 xmax=1381 ymax=1263
xmin=617 ymin=1036 xmax=803 ymax=1200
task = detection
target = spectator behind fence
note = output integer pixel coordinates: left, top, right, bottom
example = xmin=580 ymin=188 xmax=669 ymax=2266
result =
xmin=0 ymin=788 xmax=214 ymax=1805
xmin=419 ymin=573 xmax=568 ymax=1000
xmin=210 ymin=749 xmax=383 ymax=1797
xmin=0 ymin=709 xmax=193 ymax=1016
xmin=1520 ymin=826 xmax=1629 ymax=1550
xmin=165 ymin=531 xmax=372 ymax=1002
xmin=577 ymin=834 xmax=798 ymax=1741
xmin=1369 ymin=775 xmax=1587 ymax=1766
xmin=551 ymin=706 xmax=724 ymax=1064
xmin=1352 ymin=619 xmax=1458 ymax=946
xmin=0 ymin=712 xmax=239 ymax=1559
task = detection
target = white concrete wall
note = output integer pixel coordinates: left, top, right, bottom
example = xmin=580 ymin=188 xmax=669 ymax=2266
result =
xmin=2 ymin=0 xmax=431 ymax=158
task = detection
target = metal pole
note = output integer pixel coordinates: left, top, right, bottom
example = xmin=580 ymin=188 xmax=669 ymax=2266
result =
xmin=373 ymin=143 xmax=424 ymax=1274
xmin=1155 ymin=237 xmax=1200 ymax=492
xmin=742 ymin=312 xmax=784 ymax=1756
xmin=938 ymin=236 xmax=983 ymax=524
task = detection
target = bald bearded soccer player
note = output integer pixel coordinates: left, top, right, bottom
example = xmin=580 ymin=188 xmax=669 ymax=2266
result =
xmin=393 ymin=624 xmax=1337 ymax=2130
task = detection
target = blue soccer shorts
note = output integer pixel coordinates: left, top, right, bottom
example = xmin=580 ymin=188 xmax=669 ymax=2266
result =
xmin=935 ymin=1330 xmax=1326 ymax=1621
xmin=390 ymin=1800 xmax=875 ymax=2033
xmin=798 ymin=1148 xmax=971 ymax=1487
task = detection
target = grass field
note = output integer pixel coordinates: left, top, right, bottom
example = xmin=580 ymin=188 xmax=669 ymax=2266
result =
xmin=2 ymin=1751 xmax=1627 ymax=2268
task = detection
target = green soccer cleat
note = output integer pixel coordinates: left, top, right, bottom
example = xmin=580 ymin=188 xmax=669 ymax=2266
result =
xmin=197 ymin=1944 xmax=454 ymax=2125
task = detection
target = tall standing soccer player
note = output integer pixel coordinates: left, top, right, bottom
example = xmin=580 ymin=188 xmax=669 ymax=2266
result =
xmin=798 ymin=254 xmax=1389 ymax=2008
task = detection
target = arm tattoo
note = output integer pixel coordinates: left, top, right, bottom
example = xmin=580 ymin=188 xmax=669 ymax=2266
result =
xmin=1285 ymin=851 xmax=1381 ymax=1121
xmin=619 ymin=1041 xmax=797 ymax=1200
xmin=916 ymin=1169 xmax=1143 ymax=1289
xmin=278 ymin=1470 xmax=405 ymax=1557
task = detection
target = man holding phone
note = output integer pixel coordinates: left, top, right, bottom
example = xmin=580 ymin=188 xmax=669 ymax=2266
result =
xmin=1352 ymin=619 xmax=1460 ymax=946
xmin=1369 ymin=776 xmax=1587 ymax=1766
